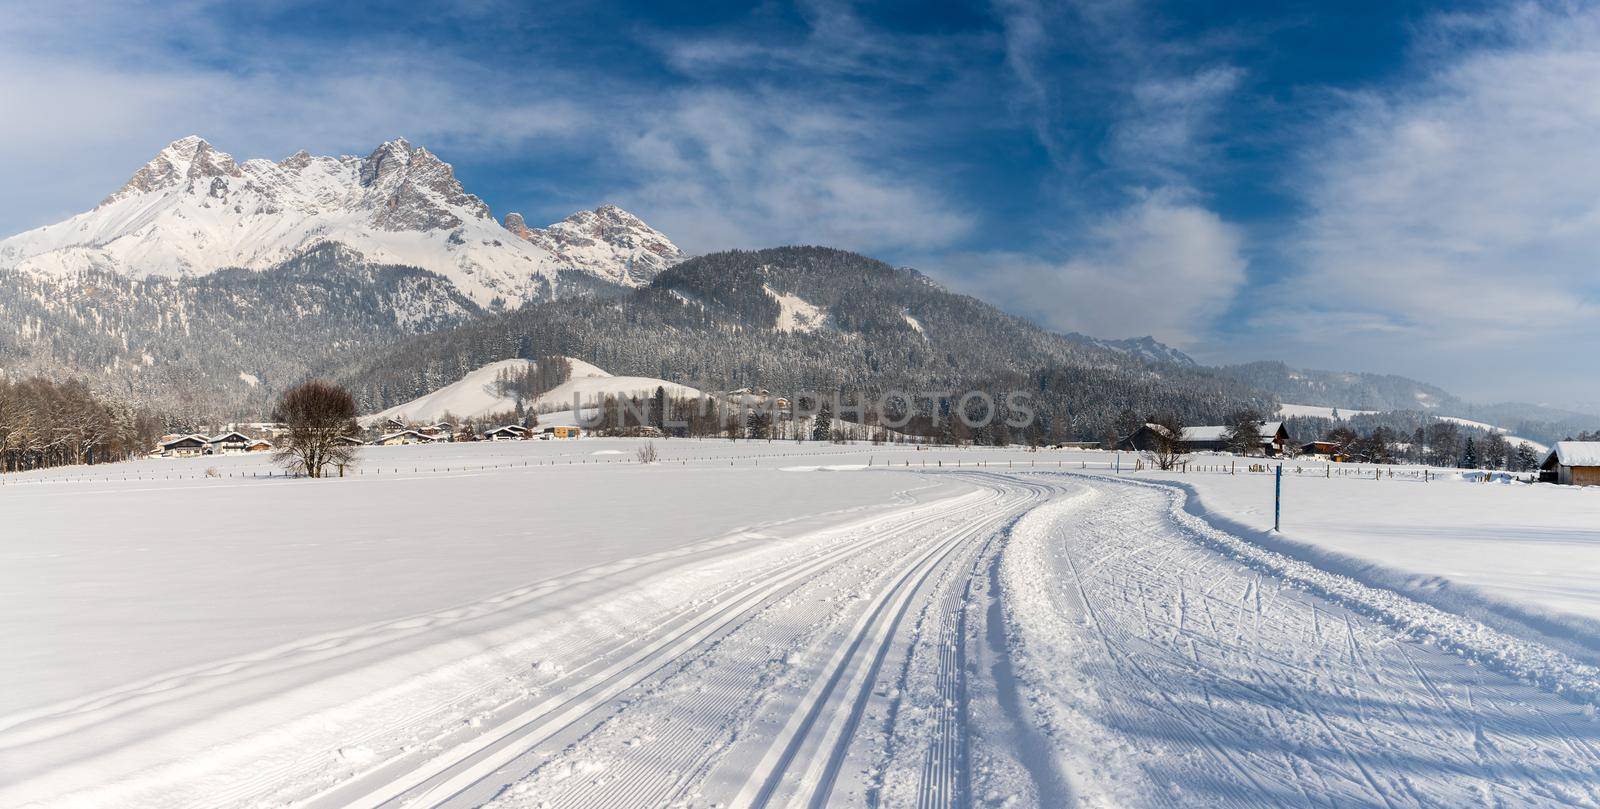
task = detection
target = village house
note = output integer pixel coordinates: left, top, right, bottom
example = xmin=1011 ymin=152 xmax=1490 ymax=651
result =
xmin=207 ymin=431 xmax=254 ymax=455
xmin=1540 ymin=441 xmax=1600 ymax=486
xmin=418 ymin=422 xmax=455 ymax=441
xmin=543 ymin=425 xmax=582 ymax=439
xmin=159 ymin=434 xmax=211 ymax=458
xmin=373 ymin=430 xmax=433 ymax=446
xmin=483 ymin=425 xmax=529 ymax=441
xmin=245 ymin=439 xmax=274 ymax=453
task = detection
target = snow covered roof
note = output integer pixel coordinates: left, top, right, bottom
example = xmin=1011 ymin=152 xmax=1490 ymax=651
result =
xmin=208 ymin=431 xmax=251 ymax=443
xmin=1171 ymin=422 xmax=1284 ymax=443
xmin=376 ymin=430 xmax=432 ymax=442
xmin=1182 ymin=425 xmax=1229 ymax=442
xmin=1542 ymin=441 xmax=1600 ymax=469
xmin=160 ymin=433 xmax=209 ymax=448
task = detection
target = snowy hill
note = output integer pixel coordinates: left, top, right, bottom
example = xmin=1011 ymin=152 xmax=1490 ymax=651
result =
xmin=0 ymin=136 xmax=682 ymax=307
xmin=1276 ymin=402 xmax=1549 ymax=451
xmin=365 ymin=357 xmax=703 ymax=425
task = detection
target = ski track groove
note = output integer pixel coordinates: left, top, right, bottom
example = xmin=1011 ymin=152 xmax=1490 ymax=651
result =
xmin=26 ymin=465 xmax=1600 ymax=809
xmin=1000 ymin=472 xmax=1600 ymax=809
xmin=303 ymin=474 xmax=1049 ymax=809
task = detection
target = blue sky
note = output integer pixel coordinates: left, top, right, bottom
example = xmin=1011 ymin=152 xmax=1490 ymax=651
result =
xmin=3 ymin=0 xmax=1598 ymax=408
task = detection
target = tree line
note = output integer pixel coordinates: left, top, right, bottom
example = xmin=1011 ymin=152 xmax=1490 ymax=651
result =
xmin=0 ymin=377 xmax=164 ymax=472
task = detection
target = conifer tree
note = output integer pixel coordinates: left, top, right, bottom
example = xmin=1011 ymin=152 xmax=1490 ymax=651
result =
xmin=813 ymin=401 xmax=833 ymax=442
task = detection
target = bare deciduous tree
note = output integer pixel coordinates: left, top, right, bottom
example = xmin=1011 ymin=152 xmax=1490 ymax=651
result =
xmin=273 ymin=380 xmax=360 ymax=478
xmin=1147 ymin=412 xmax=1188 ymax=471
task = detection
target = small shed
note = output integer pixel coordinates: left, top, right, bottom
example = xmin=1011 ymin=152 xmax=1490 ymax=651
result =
xmin=1541 ymin=441 xmax=1600 ymax=486
xmin=1299 ymin=440 xmax=1349 ymax=462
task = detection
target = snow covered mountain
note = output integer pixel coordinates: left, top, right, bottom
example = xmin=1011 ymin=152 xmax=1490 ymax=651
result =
xmin=0 ymin=136 xmax=681 ymax=306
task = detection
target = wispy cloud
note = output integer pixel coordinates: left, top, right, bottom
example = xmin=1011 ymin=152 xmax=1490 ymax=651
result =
xmin=0 ymin=1 xmax=595 ymax=229
xmin=980 ymin=0 xmax=1251 ymax=346
xmin=928 ymin=191 xmax=1246 ymax=347
xmin=1255 ymin=1 xmax=1600 ymax=397
xmin=614 ymin=90 xmax=973 ymax=253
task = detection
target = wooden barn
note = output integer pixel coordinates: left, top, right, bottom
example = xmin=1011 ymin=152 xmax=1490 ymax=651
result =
xmin=1540 ymin=441 xmax=1600 ymax=486
xmin=1119 ymin=421 xmax=1288 ymax=456
xmin=1298 ymin=440 xmax=1351 ymax=462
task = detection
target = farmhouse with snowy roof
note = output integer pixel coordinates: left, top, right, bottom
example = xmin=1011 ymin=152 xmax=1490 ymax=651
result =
xmin=208 ymin=431 xmax=253 ymax=455
xmin=159 ymin=434 xmax=211 ymax=458
xmin=1540 ymin=441 xmax=1600 ymax=486
xmin=483 ymin=425 xmax=529 ymax=441
xmin=373 ymin=430 xmax=433 ymax=446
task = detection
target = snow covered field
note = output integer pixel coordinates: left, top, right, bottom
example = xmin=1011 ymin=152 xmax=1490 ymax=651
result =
xmin=6 ymin=440 xmax=1600 ymax=807
xmin=1128 ymin=461 xmax=1600 ymax=658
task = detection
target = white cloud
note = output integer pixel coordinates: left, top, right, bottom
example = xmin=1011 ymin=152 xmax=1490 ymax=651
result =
xmin=0 ymin=4 xmax=591 ymax=234
xmin=611 ymin=91 xmax=974 ymax=255
xmin=1108 ymin=66 xmax=1244 ymax=177
xmin=930 ymin=191 xmax=1246 ymax=347
xmin=1258 ymin=2 xmax=1600 ymax=400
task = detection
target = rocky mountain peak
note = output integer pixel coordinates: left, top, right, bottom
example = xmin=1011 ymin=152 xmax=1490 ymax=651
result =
xmin=353 ymin=137 xmax=491 ymax=232
xmin=505 ymin=204 xmax=684 ymax=285
xmin=101 ymin=135 xmax=242 ymax=206
xmin=502 ymin=212 xmax=530 ymax=238
xmin=2 ymin=137 xmax=684 ymax=308
xmin=278 ymin=149 xmax=315 ymax=171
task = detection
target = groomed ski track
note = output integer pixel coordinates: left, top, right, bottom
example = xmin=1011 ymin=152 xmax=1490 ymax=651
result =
xmin=22 ymin=469 xmax=1600 ymax=808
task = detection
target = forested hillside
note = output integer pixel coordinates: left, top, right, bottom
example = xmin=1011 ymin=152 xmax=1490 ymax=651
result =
xmin=330 ymin=247 xmax=1272 ymax=442
xmin=0 ymin=243 xmax=480 ymax=419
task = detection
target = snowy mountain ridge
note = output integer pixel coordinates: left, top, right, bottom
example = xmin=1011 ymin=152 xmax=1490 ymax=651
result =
xmin=0 ymin=136 xmax=682 ymax=306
